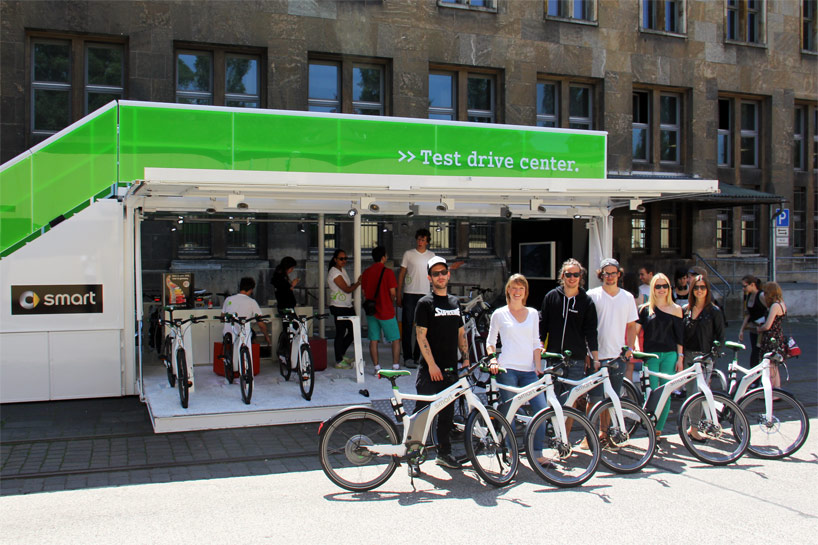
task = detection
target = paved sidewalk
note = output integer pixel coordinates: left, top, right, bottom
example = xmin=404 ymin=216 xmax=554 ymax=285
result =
xmin=2 ymin=318 xmax=815 ymax=496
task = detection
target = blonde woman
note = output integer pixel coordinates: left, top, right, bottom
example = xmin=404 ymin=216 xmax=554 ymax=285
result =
xmin=633 ymin=273 xmax=684 ymax=441
xmin=758 ymin=281 xmax=787 ymax=388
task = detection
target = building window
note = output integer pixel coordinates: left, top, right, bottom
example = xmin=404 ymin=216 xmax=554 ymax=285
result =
xmin=805 ymin=0 xmax=818 ymax=52
xmin=632 ymin=88 xmax=683 ymax=166
xmin=631 ymin=212 xmax=648 ymax=253
xmin=793 ymin=187 xmax=807 ymax=253
xmin=632 ymin=91 xmax=650 ymax=162
xmin=740 ymin=101 xmax=759 ymax=167
xmin=429 ymin=67 xmax=499 ymax=123
xmin=309 ymin=221 xmax=336 ymax=251
xmin=569 ymin=85 xmax=593 ymax=129
xmin=536 ymin=82 xmax=559 ymax=127
xmin=175 ymin=45 xmax=262 ymax=107
xmin=226 ymin=222 xmax=259 ymax=256
xmin=795 ymin=106 xmax=806 ymax=171
xmin=641 ymin=0 xmax=686 ymax=34
xmin=429 ymin=220 xmax=455 ymax=254
xmin=438 ymin=0 xmax=497 ymax=11
xmin=660 ymin=203 xmax=680 ymax=254
xmin=718 ymin=98 xmax=732 ymax=166
xmin=468 ymin=222 xmax=494 ymax=254
xmin=545 ymin=0 xmax=597 ymax=22
xmin=740 ymin=205 xmax=760 ymax=253
xmin=29 ymin=34 xmax=125 ymax=144
xmin=178 ymin=222 xmax=212 ymax=257
xmin=726 ymin=0 xmax=766 ymax=44
xmin=716 ymin=208 xmax=733 ymax=254
xmin=308 ymin=56 xmax=388 ymax=115
xmin=360 ymin=221 xmax=387 ymax=250
xmin=814 ymin=108 xmax=818 ymax=170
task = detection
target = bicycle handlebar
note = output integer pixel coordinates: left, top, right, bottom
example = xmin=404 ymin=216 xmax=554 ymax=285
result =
xmin=220 ymin=313 xmax=270 ymax=325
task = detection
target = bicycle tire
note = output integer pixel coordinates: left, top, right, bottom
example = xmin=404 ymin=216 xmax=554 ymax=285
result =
xmin=678 ymin=392 xmax=749 ymax=465
xmin=278 ymin=330 xmax=291 ymax=381
xmin=176 ymin=348 xmax=189 ymax=409
xmin=587 ymin=400 xmax=655 ymax=474
xmin=299 ymin=343 xmax=315 ymax=401
xmin=711 ymin=369 xmax=728 ymax=393
xmin=163 ymin=335 xmax=175 ymax=388
xmin=525 ymin=406 xmax=600 ymax=487
xmin=239 ymin=345 xmax=253 ymax=404
xmin=464 ymin=407 xmax=519 ymax=487
xmin=620 ymin=378 xmax=643 ymax=406
xmin=429 ymin=395 xmax=469 ymax=462
xmin=737 ymin=389 xmax=809 ymax=459
xmin=222 ymin=334 xmax=234 ymax=384
xmin=318 ymin=408 xmax=400 ymax=492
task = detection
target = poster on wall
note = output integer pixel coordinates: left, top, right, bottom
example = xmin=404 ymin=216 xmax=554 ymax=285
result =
xmin=519 ymin=242 xmax=555 ymax=280
xmin=163 ymin=273 xmax=193 ymax=308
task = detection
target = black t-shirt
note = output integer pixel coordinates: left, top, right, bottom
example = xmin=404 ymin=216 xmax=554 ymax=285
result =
xmin=638 ymin=306 xmax=683 ymax=353
xmin=414 ymin=292 xmax=462 ymax=369
xmin=272 ymin=271 xmax=296 ymax=310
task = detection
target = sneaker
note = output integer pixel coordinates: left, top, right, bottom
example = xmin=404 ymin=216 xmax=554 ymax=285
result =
xmin=392 ymin=364 xmax=401 ymax=370
xmin=405 ymin=359 xmax=418 ymax=369
xmin=435 ymin=453 xmax=463 ymax=469
xmin=373 ymin=364 xmax=382 ymax=376
xmin=334 ymin=360 xmax=352 ymax=369
xmin=342 ymin=356 xmax=355 ymax=365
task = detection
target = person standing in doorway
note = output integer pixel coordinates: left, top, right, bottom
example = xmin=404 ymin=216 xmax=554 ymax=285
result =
xmin=413 ymin=256 xmax=469 ymax=471
xmin=637 ymin=263 xmax=655 ymax=305
xmin=397 ymin=228 xmax=462 ymax=368
xmin=738 ymin=275 xmax=766 ymax=368
xmin=540 ymin=258 xmax=599 ymax=402
xmin=328 ymin=249 xmax=361 ymax=369
xmin=361 ymin=246 xmax=401 ymax=374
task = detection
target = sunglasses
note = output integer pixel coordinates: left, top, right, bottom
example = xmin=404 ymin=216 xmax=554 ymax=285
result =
xmin=654 ymin=283 xmax=670 ymax=290
xmin=563 ymin=272 xmax=581 ymax=278
xmin=601 ymin=271 xmax=619 ymax=277
xmin=693 ymin=285 xmax=707 ymax=291
xmin=430 ymin=269 xmax=449 ymax=278
xmin=337 ymin=257 xmax=347 ymax=261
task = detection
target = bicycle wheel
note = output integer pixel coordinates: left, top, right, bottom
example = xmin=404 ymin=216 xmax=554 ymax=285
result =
xmin=299 ymin=343 xmax=315 ymax=401
xmin=429 ymin=395 xmax=469 ymax=462
xmin=222 ymin=334 xmax=234 ymax=384
xmin=738 ymin=389 xmax=809 ymax=459
xmin=620 ymin=378 xmax=643 ymax=406
xmin=239 ymin=345 xmax=253 ymax=404
xmin=525 ymin=406 xmax=600 ymax=487
xmin=678 ymin=392 xmax=749 ymax=465
xmin=175 ymin=348 xmax=189 ymax=409
xmin=710 ymin=369 xmax=728 ymax=393
xmin=278 ymin=330 xmax=291 ymax=381
xmin=588 ymin=400 xmax=655 ymax=474
xmin=162 ymin=335 xmax=175 ymax=388
xmin=464 ymin=407 xmax=519 ymax=487
xmin=318 ymin=408 xmax=400 ymax=492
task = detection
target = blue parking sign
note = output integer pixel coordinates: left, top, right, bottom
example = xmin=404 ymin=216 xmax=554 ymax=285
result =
xmin=775 ymin=209 xmax=789 ymax=227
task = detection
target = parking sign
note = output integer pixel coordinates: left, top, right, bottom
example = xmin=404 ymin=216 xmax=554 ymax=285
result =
xmin=775 ymin=209 xmax=790 ymax=227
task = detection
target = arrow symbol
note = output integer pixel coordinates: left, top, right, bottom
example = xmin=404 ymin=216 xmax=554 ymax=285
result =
xmin=398 ymin=150 xmax=415 ymax=163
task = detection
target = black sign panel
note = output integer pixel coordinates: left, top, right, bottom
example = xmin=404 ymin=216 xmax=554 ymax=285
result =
xmin=11 ymin=285 xmax=104 ymax=315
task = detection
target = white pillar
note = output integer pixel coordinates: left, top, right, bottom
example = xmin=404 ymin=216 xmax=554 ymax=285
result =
xmin=353 ymin=212 xmax=361 ymax=315
xmin=588 ymin=212 xmax=613 ymax=289
xmin=318 ymin=213 xmax=325 ymax=338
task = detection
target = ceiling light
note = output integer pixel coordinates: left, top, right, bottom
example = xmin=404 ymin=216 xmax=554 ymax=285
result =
xmin=347 ymin=208 xmax=358 ymax=217
xmin=573 ymin=214 xmax=582 ymax=219
xmin=500 ymin=206 xmax=512 ymax=219
xmin=435 ymin=225 xmax=443 ymax=232
xmin=237 ymin=202 xmax=249 ymax=210
xmin=298 ymin=223 xmax=306 ymax=233
xmin=206 ymin=207 xmax=216 ymax=214
xmin=436 ymin=198 xmax=455 ymax=212
xmin=369 ymin=203 xmax=380 ymax=212
xmin=537 ymin=204 xmax=547 ymax=213
xmin=636 ymin=205 xmax=646 ymax=213
xmin=407 ymin=204 xmax=419 ymax=217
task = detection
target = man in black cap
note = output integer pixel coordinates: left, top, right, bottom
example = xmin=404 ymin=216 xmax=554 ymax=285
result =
xmin=412 ymin=255 xmax=469 ymax=471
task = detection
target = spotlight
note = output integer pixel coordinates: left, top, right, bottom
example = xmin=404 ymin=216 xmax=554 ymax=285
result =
xmin=177 ymin=216 xmax=184 ymax=224
xmin=237 ymin=202 xmax=249 ymax=210
xmin=298 ymin=223 xmax=306 ymax=233
xmin=407 ymin=204 xmax=419 ymax=217
xmin=170 ymin=226 xmax=177 ymax=232
xmin=500 ymin=206 xmax=512 ymax=219
xmin=436 ymin=202 xmax=448 ymax=212
xmin=206 ymin=207 xmax=216 ymax=214
xmin=347 ymin=208 xmax=358 ymax=217
xmin=537 ymin=204 xmax=547 ymax=213
xmin=573 ymin=214 xmax=582 ymax=219
xmin=436 ymin=198 xmax=454 ymax=212
xmin=636 ymin=205 xmax=646 ymax=213
xmin=368 ymin=203 xmax=380 ymax=212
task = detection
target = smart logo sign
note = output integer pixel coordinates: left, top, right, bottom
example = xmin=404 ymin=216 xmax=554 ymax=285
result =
xmin=11 ymin=285 xmax=103 ymax=315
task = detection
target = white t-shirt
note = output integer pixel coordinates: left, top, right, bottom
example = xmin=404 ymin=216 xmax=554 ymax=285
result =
xmin=328 ymin=267 xmax=353 ymax=308
xmin=486 ymin=306 xmax=542 ymax=372
xmin=588 ymin=286 xmax=639 ymax=360
xmin=221 ymin=293 xmax=263 ymax=336
xmin=400 ymin=248 xmax=435 ymax=295
xmin=638 ymin=284 xmax=650 ymax=304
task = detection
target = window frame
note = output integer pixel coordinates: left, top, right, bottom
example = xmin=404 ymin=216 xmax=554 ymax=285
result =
xmin=429 ymin=220 xmax=457 ymax=255
xmin=174 ymin=42 xmax=264 ymax=108
xmin=740 ymin=205 xmax=760 ymax=254
xmin=659 ymin=93 xmax=681 ymax=164
xmin=640 ymin=0 xmax=687 ymax=36
xmin=308 ymin=54 xmax=390 ymax=116
xmin=795 ymin=106 xmax=806 ymax=171
xmin=630 ymin=212 xmax=649 ymax=254
xmin=632 ymin=86 xmax=686 ymax=168
xmin=725 ymin=0 xmax=767 ymax=46
xmin=804 ymin=0 xmax=818 ymax=53
xmin=437 ymin=0 xmax=498 ymax=12
xmin=718 ymin=98 xmax=733 ymax=167
xmin=544 ymin=0 xmax=598 ymax=24
xmin=632 ymin=90 xmax=651 ymax=163
xmin=27 ymin=31 xmax=127 ymax=146
xmin=537 ymin=75 xmax=598 ymax=130
xmin=793 ymin=187 xmax=807 ymax=254
xmin=739 ymin=100 xmax=759 ymax=168
xmin=429 ymin=65 xmax=502 ymax=123
xmin=468 ymin=222 xmax=495 ymax=255
xmin=536 ymin=81 xmax=559 ymax=127
xmin=715 ymin=208 xmax=734 ymax=255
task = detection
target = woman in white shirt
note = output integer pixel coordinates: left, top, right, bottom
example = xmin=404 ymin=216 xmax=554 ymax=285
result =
xmin=328 ymin=249 xmax=361 ymax=368
xmin=486 ymin=274 xmax=546 ymax=449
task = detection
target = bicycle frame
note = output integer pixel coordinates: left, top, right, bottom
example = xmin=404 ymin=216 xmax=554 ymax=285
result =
xmin=164 ymin=312 xmax=198 ymax=386
xmin=640 ymin=360 xmax=720 ymax=425
xmin=724 ymin=345 xmax=783 ymax=426
xmin=558 ymin=362 xmax=627 ymax=433
xmin=224 ymin=315 xmax=254 ymax=372
xmin=366 ymin=367 xmax=499 ymax=458
xmin=287 ymin=317 xmax=310 ymax=367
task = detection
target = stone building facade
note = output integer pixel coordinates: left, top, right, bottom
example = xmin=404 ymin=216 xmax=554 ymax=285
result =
xmin=1 ymin=0 xmax=816 ymax=312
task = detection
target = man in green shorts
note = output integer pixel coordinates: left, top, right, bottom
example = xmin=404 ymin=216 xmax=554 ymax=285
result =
xmin=361 ymin=246 xmax=401 ymax=374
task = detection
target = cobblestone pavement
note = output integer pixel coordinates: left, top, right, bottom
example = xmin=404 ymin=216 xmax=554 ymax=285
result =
xmin=2 ymin=318 xmax=815 ymax=496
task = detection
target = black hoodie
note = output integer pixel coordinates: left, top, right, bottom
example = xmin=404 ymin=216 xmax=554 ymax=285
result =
xmin=540 ymin=286 xmax=599 ymax=358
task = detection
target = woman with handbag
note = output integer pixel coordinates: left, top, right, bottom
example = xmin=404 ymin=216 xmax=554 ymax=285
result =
xmin=758 ymin=281 xmax=787 ymax=389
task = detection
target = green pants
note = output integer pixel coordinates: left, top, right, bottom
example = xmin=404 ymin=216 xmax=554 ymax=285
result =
xmin=647 ymin=351 xmax=678 ymax=432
